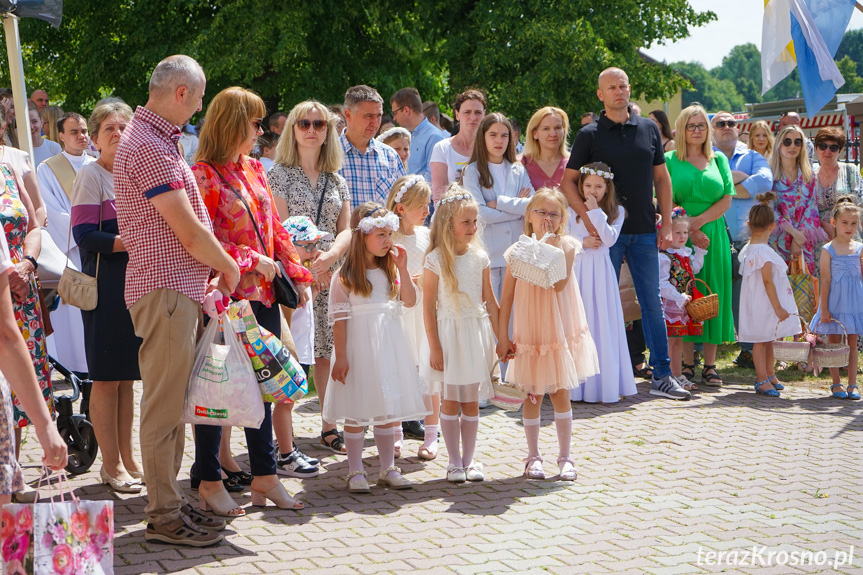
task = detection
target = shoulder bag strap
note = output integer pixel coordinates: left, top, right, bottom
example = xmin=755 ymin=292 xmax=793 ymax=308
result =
xmin=315 ymin=173 xmax=331 ymax=226
xmin=202 ymin=161 xmax=270 ymax=257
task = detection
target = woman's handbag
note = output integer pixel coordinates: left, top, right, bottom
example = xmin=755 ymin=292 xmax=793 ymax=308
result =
xmin=182 ymin=311 xmax=265 ymax=428
xmin=57 ymin=185 xmax=103 ymax=311
xmin=203 ymin=162 xmax=300 ymax=308
xmin=788 ymin=253 xmax=819 ymax=323
xmin=618 ymin=262 xmax=641 ymax=323
xmin=505 ymin=232 xmax=567 ymax=289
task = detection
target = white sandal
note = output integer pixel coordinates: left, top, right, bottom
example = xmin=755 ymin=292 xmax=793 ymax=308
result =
xmin=345 ymin=470 xmax=370 ymax=493
xmin=523 ymin=456 xmax=545 ymax=480
xmin=557 ymin=457 xmax=577 ymax=481
xmin=377 ymin=466 xmax=412 ymax=489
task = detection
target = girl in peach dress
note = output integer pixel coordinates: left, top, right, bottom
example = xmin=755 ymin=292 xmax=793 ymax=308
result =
xmin=497 ymin=187 xmax=599 ymax=481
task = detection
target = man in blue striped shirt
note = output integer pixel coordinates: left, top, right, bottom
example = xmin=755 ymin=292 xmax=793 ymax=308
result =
xmin=338 ymin=85 xmax=406 ymax=208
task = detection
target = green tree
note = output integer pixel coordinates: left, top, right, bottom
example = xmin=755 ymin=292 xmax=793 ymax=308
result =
xmin=0 ymin=0 xmax=716 ymax=123
xmin=714 ymin=43 xmax=762 ymax=105
xmin=836 ymin=28 xmax=863 ymax=76
xmin=673 ymin=61 xmax=745 ymax=111
xmin=836 ymin=55 xmax=863 ymax=94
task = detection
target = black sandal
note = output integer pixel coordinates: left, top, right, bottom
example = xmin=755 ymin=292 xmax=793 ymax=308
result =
xmin=320 ymin=429 xmax=346 ymax=454
xmin=633 ymin=363 xmax=653 ymax=379
xmin=224 ymin=469 xmax=253 ymax=485
xmin=189 ymin=468 xmax=243 ymax=492
xmin=701 ymin=364 xmax=723 ymax=387
xmin=681 ymin=363 xmax=696 ymax=381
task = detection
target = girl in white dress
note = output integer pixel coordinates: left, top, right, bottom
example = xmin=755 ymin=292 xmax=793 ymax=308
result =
xmin=738 ymin=192 xmax=801 ymax=397
xmin=421 ymin=186 xmax=499 ymax=483
xmin=385 ymin=175 xmax=437 ymax=459
xmin=324 ymin=203 xmax=431 ymax=493
xmin=568 ymin=163 xmax=638 ymax=403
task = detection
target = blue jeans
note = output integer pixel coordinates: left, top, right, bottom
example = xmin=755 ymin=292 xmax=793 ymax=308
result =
xmin=610 ymin=233 xmax=671 ymax=379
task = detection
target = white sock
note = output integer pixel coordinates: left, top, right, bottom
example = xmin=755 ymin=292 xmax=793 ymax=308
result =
xmin=373 ymin=426 xmax=396 ymax=473
xmin=422 ymin=424 xmax=439 ymax=450
xmin=344 ymin=431 xmax=365 ymax=474
xmin=394 ymin=424 xmax=404 ymax=449
xmin=523 ymin=416 xmax=541 ymax=459
xmin=554 ymin=410 xmax=573 ymax=460
xmin=460 ymin=414 xmax=479 ymax=468
xmin=439 ymin=413 xmax=462 ymax=467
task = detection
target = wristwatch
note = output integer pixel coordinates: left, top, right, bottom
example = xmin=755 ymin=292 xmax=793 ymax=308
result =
xmin=22 ymin=255 xmax=38 ymax=271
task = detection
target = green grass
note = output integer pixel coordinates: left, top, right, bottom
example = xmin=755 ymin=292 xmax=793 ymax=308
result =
xmin=713 ymin=343 xmax=860 ymax=389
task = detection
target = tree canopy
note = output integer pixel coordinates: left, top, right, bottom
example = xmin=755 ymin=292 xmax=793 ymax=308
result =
xmin=0 ymin=0 xmax=715 ymax=124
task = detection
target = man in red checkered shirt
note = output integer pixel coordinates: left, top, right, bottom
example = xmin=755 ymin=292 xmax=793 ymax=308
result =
xmin=114 ymin=55 xmax=240 ymax=548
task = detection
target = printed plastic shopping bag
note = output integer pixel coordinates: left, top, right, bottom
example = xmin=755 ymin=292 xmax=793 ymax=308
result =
xmin=229 ymin=300 xmax=308 ymax=404
xmin=2 ymin=474 xmax=114 ymax=574
xmin=182 ymin=314 xmax=265 ymax=428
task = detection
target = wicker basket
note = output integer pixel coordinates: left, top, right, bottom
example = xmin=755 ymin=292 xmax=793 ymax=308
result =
xmin=684 ymin=278 xmax=719 ymax=323
xmin=773 ymin=314 xmax=811 ymax=363
xmin=489 ymin=382 xmax=528 ymax=411
xmin=812 ymin=319 xmax=850 ymax=369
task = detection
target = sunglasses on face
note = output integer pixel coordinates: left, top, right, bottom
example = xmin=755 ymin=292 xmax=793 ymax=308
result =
xmin=296 ymin=119 xmax=327 ymax=132
xmin=251 ymin=119 xmax=263 ymax=131
xmin=782 ymin=138 xmax=803 ymax=147
xmin=714 ymin=120 xmax=737 ymax=129
xmin=817 ymin=142 xmax=841 ymax=152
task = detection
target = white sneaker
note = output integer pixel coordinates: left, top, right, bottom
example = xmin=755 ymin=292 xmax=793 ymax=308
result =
xmin=478 ymin=399 xmax=490 ymax=409
xmin=446 ymin=465 xmax=466 ymax=483
xmin=465 ymin=461 xmax=484 ymax=482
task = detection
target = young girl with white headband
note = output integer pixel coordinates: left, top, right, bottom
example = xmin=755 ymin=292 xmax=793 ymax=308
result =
xmin=385 ymin=175 xmax=437 ymax=459
xmin=323 ymin=203 xmax=431 ymax=493
xmin=421 ymin=185 xmax=500 ymax=483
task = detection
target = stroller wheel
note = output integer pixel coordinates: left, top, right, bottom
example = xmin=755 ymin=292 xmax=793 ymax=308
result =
xmin=59 ymin=417 xmax=98 ymax=475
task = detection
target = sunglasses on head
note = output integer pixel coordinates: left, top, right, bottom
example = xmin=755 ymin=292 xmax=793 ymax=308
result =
xmin=782 ymin=138 xmax=803 ymax=147
xmin=817 ymin=142 xmax=841 ymax=152
xmin=714 ymin=120 xmax=736 ymax=129
xmin=296 ymin=119 xmax=327 ymax=131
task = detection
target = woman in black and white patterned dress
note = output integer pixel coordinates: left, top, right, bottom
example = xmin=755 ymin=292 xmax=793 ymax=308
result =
xmin=269 ymin=100 xmax=351 ymax=454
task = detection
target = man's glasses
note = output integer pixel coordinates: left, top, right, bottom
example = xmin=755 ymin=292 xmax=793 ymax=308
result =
xmin=391 ymin=105 xmax=407 ymax=117
xmin=714 ymin=120 xmax=737 ymax=129
xmin=817 ymin=142 xmax=841 ymax=152
xmin=782 ymin=138 xmax=803 ymax=147
xmin=297 ymin=119 xmax=328 ymax=132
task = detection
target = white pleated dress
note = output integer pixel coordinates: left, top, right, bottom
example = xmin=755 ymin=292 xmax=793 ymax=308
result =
xmin=419 ymin=244 xmax=496 ymax=402
xmin=568 ymin=207 xmax=638 ymax=403
xmin=738 ymin=243 xmax=801 ymax=343
xmin=398 ymin=227 xmax=431 ymax=365
xmin=322 ymin=269 xmax=431 ymax=426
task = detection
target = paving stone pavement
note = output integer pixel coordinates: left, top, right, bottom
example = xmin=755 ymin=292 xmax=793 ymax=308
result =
xmin=19 ymin=379 xmax=863 ymax=574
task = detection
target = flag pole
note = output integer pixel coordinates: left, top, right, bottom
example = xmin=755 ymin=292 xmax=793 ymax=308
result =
xmin=856 ymin=2 xmax=863 ymax=14
xmin=2 ymin=14 xmax=34 ymax=160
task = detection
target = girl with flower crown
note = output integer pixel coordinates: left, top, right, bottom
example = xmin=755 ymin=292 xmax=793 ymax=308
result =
xmin=385 ymin=175 xmax=437 ymax=460
xmin=568 ymin=162 xmax=638 ymax=404
xmin=323 ymin=203 xmax=431 ymax=493
xmin=420 ymin=185 xmax=500 ymax=483
xmin=658 ymin=207 xmax=707 ymax=390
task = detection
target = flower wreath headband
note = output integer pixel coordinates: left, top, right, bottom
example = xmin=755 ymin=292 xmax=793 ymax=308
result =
xmin=439 ymin=193 xmax=472 ymax=205
xmin=353 ymin=210 xmax=401 ymax=234
xmin=580 ymin=166 xmax=614 ymax=180
xmin=394 ymin=175 xmax=425 ymax=204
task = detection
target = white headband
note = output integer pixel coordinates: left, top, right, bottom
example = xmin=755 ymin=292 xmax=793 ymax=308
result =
xmin=394 ymin=175 xmax=425 ymax=204
xmin=439 ymin=193 xmax=472 ymax=205
xmin=579 ymin=166 xmax=614 ymax=180
xmin=354 ymin=211 xmax=400 ymax=234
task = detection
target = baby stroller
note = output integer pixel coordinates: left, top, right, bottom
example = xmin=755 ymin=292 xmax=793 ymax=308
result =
xmin=48 ymin=356 xmax=98 ymax=475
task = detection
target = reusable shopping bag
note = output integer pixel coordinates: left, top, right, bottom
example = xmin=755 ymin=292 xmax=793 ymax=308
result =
xmin=182 ymin=313 xmax=265 ymax=428
xmin=229 ymin=300 xmax=308 ymax=404
xmin=788 ymin=253 xmax=819 ymax=324
xmin=1 ymin=472 xmax=114 ymax=574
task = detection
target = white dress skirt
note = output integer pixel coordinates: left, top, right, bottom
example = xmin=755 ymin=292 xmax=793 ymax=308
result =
xmin=398 ymin=227 xmax=431 ymax=365
xmin=568 ymin=207 xmax=638 ymax=403
xmin=738 ymin=243 xmax=802 ymax=343
xmin=322 ymin=269 xmax=431 ymax=426
xmin=419 ymin=245 xmax=496 ymax=402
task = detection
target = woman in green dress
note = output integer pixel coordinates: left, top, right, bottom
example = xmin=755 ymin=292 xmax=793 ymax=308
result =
xmin=666 ymin=105 xmax=736 ymax=387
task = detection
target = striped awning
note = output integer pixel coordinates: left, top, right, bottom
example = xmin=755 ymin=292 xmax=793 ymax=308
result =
xmin=735 ymin=112 xmax=845 ymax=133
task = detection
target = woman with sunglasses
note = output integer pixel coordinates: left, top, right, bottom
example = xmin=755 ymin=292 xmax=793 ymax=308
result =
xmin=269 ymin=101 xmax=353 ymax=457
xmin=812 ymin=127 xmax=863 ymax=241
xmin=769 ymin=125 xmax=827 ymax=275
xmin=190 ymin=87 xmax=314 ymax=516
xmin=665 ymin=104 xmax=736 ymax=388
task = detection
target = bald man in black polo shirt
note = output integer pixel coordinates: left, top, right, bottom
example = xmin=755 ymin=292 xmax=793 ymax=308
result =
xmin=561 ymin=67 xmax=689 ymax=400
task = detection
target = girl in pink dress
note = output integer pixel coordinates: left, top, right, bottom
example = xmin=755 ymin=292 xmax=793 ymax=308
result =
xmin=497 ymin=188 xmax=599 ymax=481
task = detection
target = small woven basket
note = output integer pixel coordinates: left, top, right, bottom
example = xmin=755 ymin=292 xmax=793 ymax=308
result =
xmin=812 ymin=319 xmax=850 ymax=369
xmin=684 ymin=278 xmax=719 ymax=323
xmin=773 ymin=314 xmax=811 ymax=363
xmin=488 ymin=361 xmax=527 ymax=411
